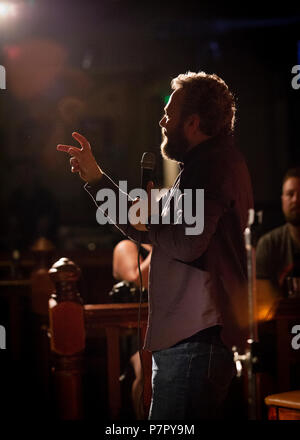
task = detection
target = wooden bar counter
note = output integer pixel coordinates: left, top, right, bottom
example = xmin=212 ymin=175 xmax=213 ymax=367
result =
xmin=84 ymin=303 xmax=151 ymax=419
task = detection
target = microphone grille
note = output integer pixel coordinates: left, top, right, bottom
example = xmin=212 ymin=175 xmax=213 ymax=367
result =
xmin=141 ymin=152 xmax=156 ymax=170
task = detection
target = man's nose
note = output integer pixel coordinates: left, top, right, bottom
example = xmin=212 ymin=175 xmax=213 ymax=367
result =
xmin=159 ymin=116 xmax=166 ymax=128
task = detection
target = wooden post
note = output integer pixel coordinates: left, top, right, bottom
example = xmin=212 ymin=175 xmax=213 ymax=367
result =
xmin=30 ymin=237 xmax=55 ymax=404
xmin=48 ymin=257 xmax=85 ymax=420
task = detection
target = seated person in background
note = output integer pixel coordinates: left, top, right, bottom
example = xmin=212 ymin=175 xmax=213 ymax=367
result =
xmin=112 ymin=239 xmax=152 ymax=419
xmin=112 ymin=240 xmax=151 ymax=302
xmin=256 ymin=167 xmax=300 ymax=319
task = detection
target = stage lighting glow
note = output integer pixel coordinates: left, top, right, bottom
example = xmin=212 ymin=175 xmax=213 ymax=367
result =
xmin=0 ymin=2 xmax=17 ymax=18
xmin=163 ymin=95 xmax=170 ymax=105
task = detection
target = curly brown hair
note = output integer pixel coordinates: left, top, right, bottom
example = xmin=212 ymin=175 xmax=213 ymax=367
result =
xmin=171 ymin=71 xmax=236 ymax=137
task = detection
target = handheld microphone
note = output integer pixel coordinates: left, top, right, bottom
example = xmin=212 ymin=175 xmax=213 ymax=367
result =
xmin=140 ymin=152 xmax=156 ymax=196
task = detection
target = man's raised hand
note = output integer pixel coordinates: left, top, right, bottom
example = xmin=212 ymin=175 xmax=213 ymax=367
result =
xmin=57 ymin=132 xmax=103 ymax=185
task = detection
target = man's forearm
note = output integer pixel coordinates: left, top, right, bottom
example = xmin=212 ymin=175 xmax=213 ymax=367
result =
xmin=84 ymin=172 xmax=151 ymax=244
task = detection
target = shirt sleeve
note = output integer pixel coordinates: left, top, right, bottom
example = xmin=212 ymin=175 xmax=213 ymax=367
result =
xmin=147 ymin=182 xmax=232 ymax=262
xmin=256 ymin=235 xmax=272 ymax=279
xmin=84 ymin=164 xmax=232 ymax=262
xmin=84 ymin=173 xmax=151 ymax=245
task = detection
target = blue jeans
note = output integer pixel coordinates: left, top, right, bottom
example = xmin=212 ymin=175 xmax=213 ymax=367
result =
xmin=148 ymin=338 xmax=236 ymax=420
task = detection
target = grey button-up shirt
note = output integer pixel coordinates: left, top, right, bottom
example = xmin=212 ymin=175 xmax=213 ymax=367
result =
xmin=85 ymin=135 xmax=253 ymax=352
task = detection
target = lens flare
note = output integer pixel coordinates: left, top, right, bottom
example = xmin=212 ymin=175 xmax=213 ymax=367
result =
xmin=0 ymin=2 xmax=17 ymax=18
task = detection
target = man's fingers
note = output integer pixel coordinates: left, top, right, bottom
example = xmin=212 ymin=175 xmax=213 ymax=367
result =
xmin=70 ymin=157 xmax=79 ymax=167
xmin=57 ymin=144 xmax=81 ymax=157
xmin=58 ymin=146 xmax=82 ymax=160
xmin=72 ymin=132 xmax=91 ymax=151
xmin=57 ymin=132 xmax=91 ymax=158
xmin=57 ymin=133 xmax=101 ymax=183
xmin=70 ymin=157 xmax=80 ymax=173
xmin=71 ymin=165 xmax=80 ymax=173
xmin=57 ymin=144 xmax=72 ymax=153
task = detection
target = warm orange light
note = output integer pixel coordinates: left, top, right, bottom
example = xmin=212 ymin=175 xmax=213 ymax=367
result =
xmin=257 ymin=304 xmax=276 ymax=322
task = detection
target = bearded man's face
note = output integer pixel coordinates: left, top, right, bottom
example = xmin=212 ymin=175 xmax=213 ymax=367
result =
xmin=282 ymin=177 xmax=300 ymax=226
xmin=159 ymin=89 xmax=190 ymax=163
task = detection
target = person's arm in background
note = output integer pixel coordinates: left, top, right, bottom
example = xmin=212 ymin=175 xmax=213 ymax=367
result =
xmin=113 ymin=240 xmax=152 ymax=291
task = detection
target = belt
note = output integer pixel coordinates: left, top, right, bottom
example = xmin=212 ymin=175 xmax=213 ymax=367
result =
xmin=173 ymin=325 xmax=222 ymax=346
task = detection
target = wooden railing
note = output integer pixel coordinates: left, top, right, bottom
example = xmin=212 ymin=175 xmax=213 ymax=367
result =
xmin=84 ymin=303 xmax=151 ymax=419
xmin=3 ymin=248 xmax=299 ymax=420
xmin=47 ymin=256 xmax=151 ymax=420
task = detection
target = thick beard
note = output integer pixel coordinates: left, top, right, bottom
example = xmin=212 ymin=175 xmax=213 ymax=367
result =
xmin=285 ymin=210 xmax=300 ymax=226
xmin=160 ymin=124 xmax=190 ymax=163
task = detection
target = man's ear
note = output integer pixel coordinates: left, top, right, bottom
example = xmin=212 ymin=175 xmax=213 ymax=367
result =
xmin=184 ymin=114 xmax=200 ymax=133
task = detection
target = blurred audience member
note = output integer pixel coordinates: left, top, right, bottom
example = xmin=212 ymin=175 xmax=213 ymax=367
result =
xmin=256 ymin=167 xmax=300 ymax=316
xmin=112 ymin=239 xmax=152 ymax=419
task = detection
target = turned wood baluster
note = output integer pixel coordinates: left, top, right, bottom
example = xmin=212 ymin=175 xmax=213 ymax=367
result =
xmin=48 ymin=257 xmax=85 ymax=420
xmin=30 ymin=237 xmax=55 ymax=406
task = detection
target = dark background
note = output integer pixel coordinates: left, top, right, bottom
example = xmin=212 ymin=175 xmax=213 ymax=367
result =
xmin=0 ymin=0 xmax=300 ymax=422
xmin=0 ymin=0 xmax=300 ymax=253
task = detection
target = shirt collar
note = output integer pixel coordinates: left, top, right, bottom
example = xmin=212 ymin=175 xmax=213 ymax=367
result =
xmin=179 ymin=134 xmax=233 ymax=169
xmin=179 ymin=137 xmax=215 ymax=168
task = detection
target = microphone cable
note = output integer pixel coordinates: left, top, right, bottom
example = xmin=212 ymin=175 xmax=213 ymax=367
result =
xmin=136 ymin=152 xmax=155 ymax=418
xmin=136 ymin=233 xmax=146 ymax=419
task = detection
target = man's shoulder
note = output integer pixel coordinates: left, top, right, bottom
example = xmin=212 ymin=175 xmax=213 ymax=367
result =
xmin=187 ymin=143 xmax=246 ymax=175
xmin=209 ymin=143 xmax=249 ymax=175
xmin=257 ymin=224 xmax=289 ymax=247
xmin=256 ymin=224 xmax=292 ymax=279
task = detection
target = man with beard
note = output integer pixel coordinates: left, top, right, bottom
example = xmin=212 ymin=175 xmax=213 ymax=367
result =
xmin=57 ymin=71 xmax=253 ymax=419
xmin=255 ymin=169 xmax=300 ymax=398
xmin=256 ymin=168 xmax=300 ymax=300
